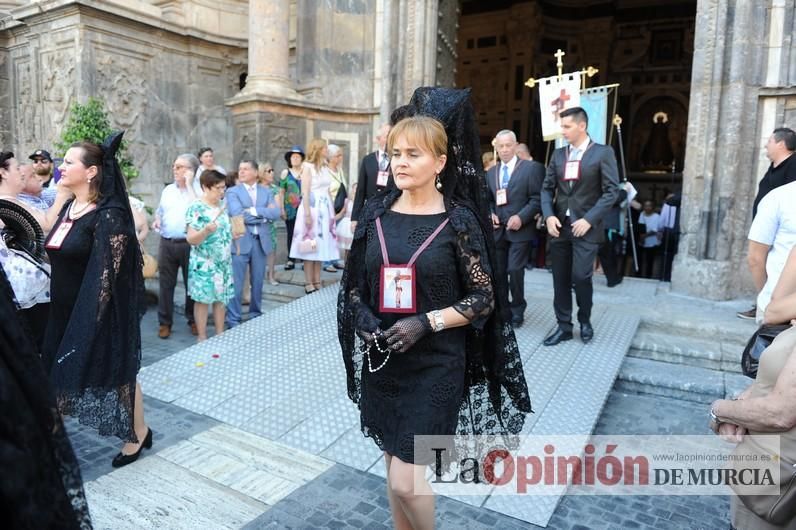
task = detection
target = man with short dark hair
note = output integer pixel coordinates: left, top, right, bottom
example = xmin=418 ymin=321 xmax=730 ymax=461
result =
xmin=738 ymin=127 xmax=796 ymax=319
xmin=541 ymin=106 xmax=620 ymax=345
xmin=351 ymin=123 xmax=395 ymax=233
xmin=225 ymin=159 xmax=281 ymax=327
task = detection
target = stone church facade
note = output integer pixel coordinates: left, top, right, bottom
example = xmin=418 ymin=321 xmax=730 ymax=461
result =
xmin=1 ymin=0 xmax=795 ymax=300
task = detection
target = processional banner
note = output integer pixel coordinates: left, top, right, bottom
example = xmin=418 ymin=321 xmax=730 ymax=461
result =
xmin=538 ymin=73 xmax=581 ymax=141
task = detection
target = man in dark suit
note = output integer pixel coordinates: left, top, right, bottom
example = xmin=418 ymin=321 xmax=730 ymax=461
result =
xmin=541 ymin=107 xmax=620 ymax=346
xmin=350 ymin=123 xmax=395 ymax=232
xmin=486 ymin=129 xmax=545 ymax=327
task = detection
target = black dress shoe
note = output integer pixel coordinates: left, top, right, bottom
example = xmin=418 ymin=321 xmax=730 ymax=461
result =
xmin=543 ymin=327 xmax=573 ymax=346
xmin=580 ymin=323 xmax=594 ymax=343
xmin=606 ymin=277 xmax=623 ymax=288
xmin=112 ymin=428 xmax=153 ymax=468
xmin=512 ymin=316 xmax=524 ymax=328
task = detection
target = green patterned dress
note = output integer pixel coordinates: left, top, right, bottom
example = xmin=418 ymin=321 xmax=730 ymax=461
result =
xmin=268 ymin=183 xmax=279 ymax=251
xmin=186 ymin=200 xmax=234 ymax=304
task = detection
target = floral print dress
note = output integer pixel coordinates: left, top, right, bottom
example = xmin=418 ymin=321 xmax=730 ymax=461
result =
xmin=186 ymin=201 xmax=234 ymax=304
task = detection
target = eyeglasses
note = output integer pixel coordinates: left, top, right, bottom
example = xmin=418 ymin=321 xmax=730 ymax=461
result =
xmin=32 ymin=159 xmax=50 ymax=164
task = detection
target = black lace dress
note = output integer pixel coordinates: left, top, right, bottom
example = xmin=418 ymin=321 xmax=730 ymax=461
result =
xmin=357 ymin=207 xmax=494 ymax=463
xmin=41 ymin=199 xmax=142 ymax=442
xmin=42 ymin=207 xmax=99 ymax=369
xmin=0 ymin=264 xmax=91 ymax=529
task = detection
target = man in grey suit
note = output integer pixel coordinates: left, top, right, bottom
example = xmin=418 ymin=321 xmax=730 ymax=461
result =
xmin=541 ymin=107 xmax=620 ymax=345
xmin=226 ymin=160 xmax=281 ymax=327
xmin=486 ymin=130 xmax=545 ymax=327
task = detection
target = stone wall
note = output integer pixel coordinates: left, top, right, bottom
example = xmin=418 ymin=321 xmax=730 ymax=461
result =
xmin=672 ymin=0 xmax=794 ymax=300
xmin=1 ymin=0 xmax=247 ymax=209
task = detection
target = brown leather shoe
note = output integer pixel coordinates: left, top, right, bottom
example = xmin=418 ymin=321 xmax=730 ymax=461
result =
xmin=158 ymin=325 xmax=171 ymax=339
xmin=189 ymin=322 xmax=198 ymax=336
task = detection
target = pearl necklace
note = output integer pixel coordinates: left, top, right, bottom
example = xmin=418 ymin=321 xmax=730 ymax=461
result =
xmin=69 ymin=200 xmax=94 ymax=218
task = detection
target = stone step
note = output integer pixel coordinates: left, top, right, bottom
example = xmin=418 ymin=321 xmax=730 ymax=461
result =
xmin=636 ymin=310 xmax=755 ymax=345
xmin=628 ymin=329 xmax=745 ymax=373
xmin=615 ymin=357 xmax=751 ymax=404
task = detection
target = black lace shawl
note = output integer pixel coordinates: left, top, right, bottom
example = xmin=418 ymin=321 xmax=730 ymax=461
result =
xmin=49 ymin=132 xmax=145 ymax=443
xmin=0 ymin=266 xmax=91 ymax=529
xmin=338 ymin=88 xmax=532 ymax=439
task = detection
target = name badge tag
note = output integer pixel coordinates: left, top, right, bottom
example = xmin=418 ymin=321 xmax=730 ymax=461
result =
xmin=379 ymin=265 xmax=416 ymax=313
xmin=45 ymin=219 xmax=74 ymax=249
xmin=496 ymin=188 xmax=508 ymax=206
xmin=564 ymin=160 xmax=581 ymax=182
xmin=376 ymin=170 xmax=389 ymax=187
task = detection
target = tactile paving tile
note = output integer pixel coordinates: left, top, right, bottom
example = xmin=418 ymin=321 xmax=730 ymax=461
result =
xmin=483 ymin=311 xmax=639 ymax=526
xmin=280 ymin=396 xmax=360 ymax=454
xmin=321 ymin=426 xmax=383 ymax=471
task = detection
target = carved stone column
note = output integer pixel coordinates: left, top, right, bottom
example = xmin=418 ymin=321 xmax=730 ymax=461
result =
xmin=671 ymin=0 xmax=767 ymax=299
xmin=241 ymin=0 xmax=299 ymax=100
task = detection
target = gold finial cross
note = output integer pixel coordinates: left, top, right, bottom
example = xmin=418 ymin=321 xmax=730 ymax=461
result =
xmin=554 ymin=49 xmax=566 ymax=80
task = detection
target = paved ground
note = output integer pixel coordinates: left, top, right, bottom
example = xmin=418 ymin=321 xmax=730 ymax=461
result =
xmin=65 ymin=270 xmax=741 ymax=529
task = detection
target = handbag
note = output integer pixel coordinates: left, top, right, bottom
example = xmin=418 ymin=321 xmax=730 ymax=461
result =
xmin=732 ymin=436 xmax=796 ymax=525
xmin=298 ymin=236 xmax=317 ymax=254
xmin=334 ymin=183 xmax=347 ymax=215
xmin=741 ymin=324 xmax=790 ymax=378
xmin=142 ymin=251 xmax=158 ymax=279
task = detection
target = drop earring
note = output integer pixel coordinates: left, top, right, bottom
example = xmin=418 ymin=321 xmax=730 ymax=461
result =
xmin=435 ymin=173 xmax=443 ymax=191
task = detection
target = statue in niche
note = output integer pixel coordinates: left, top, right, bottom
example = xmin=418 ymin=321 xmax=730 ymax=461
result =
xmin=641 ymin=111 xmax=675 ymax=172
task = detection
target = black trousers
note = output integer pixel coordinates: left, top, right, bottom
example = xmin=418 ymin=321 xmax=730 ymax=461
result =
xmin=158 ymin=236 xmax=194 ymax=326
xmin=495 ymin=237 xmax=530 ymax=320
xmin=549 ymin=224 xmax=600 ymax=332
xmin=597 ymin=233 xmax=623 ymax=286
xmin=640 ymin=246 xmax=659 ymax=278
xmin=19 ymin=302 xmax=49 ymax=353
xmin=285 ymin=217 xmax=297 ymax=261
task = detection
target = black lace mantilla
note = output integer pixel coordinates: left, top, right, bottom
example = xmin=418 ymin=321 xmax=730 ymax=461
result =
xmin=0 ymin=267 xmax=91 ymax=529
xmin=338 ymin=189 xmax=532 ymax=442
xmin=49 ymin=132 xmax=145 ymax=443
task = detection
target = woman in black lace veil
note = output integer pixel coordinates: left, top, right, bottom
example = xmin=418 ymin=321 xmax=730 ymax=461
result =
xmin=338 ymin=88 xmax=532 ymax=528
xmin=42 ymin=132 xmax=150 ymax=467
xmin=0 ymin=264 xmax=91 ymax=529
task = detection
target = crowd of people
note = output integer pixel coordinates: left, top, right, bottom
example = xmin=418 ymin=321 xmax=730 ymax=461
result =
xmin=1 ymin=96 xmax=794 ymax=529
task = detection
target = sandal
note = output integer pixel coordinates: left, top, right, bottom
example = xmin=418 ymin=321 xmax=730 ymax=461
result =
xmin=323 ymin=265 xmax=338 ymax=273
xmin=269 ymin=279 xmax=279 ymax=286
xmin=285 ymin=260 xmax=295 ymax=270
xmin=305 ymin=285 xmax=317 ymax=294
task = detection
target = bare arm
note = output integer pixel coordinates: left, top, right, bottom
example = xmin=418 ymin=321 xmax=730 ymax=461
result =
xmin=747 ymin=240 xmax=770 ymax=292
xmin=712 ymin=342 xmax=796 ymax=431
xmin=42 ymin=186 xmax=72 ymax=231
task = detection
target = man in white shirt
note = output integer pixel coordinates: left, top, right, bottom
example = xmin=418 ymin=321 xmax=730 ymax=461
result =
xmin=637 ymin=200 xmax=661 ymax=278
xmin=153 ymin=154 xmax=199 ymax=338
xmin=747 ymin=180 xmax=796 ymax=323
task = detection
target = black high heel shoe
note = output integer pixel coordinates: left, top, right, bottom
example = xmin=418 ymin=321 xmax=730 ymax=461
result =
xmin=112 ymin=428 xmax=153 ymax=468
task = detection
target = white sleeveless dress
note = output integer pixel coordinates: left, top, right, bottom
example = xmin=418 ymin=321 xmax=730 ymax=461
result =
xmin=289 ymin=163 xmax=340 ymax=262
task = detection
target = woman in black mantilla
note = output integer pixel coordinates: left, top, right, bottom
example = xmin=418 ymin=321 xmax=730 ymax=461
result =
xmin=42 ymin=132 xmax=151 ymax=468
xmin=0 ymin=264 xmax=91 ymax=529
xmin=338 ymin=88 xmax=532 ymax=529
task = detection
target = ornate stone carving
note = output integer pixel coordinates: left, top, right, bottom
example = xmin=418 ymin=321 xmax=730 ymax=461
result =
xmin=40 ymin=50 xmax=76 ymax=139
xmin=94 ymin=52 xmax=148 ymax=135
xmin=15 ymin=59 xmax=37 ymax=146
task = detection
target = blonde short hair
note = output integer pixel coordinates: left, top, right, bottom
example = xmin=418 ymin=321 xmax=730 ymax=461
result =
xmin=387 ymin=116 xmax=447 ymax=159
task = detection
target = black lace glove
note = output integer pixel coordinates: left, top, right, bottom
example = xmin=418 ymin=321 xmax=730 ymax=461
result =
xmin=382 ymin=314 xmax=433 ymax=353
xmin=355 ymin=304 xmax=383 ymax=345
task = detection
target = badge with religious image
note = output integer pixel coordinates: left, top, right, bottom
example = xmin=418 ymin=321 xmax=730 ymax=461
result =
xmin=45 ymin=219 xmax=74 ymax=249
xmin=496 ymin=188 xmax=508 ymax=206
xmin=564 ymin=160 xmax=581 ymax=182
xmin=379 ymin=265 xmax=416 ymax=313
